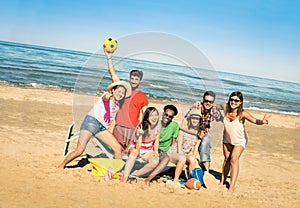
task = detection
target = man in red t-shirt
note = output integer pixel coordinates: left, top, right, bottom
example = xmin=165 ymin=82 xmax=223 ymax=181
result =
xmin=105 ymin=52 xmax=148 ymax=149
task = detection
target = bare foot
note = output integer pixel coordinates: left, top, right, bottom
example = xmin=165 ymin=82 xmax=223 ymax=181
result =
xmin=227 ymin=189 xmax=234 ymax=192
xmin=227 ymin=187 xmax=234 ymax=192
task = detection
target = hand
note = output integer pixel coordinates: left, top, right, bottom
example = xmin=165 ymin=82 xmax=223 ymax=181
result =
xmin=194 ymin=101 xmax=201 ymax=110
xmin=197 ymin=130 xmax=206 ymax=139
xmin=105 ymin=51 xmax=113 ymax=60
xmin=153 ymin=151 xmax=159 ymax=157
xmin=105 ymin=92 xmax=113 ymax=100
xmin=136 ymin=124 xmax=144 ymax=136
xmin=263 ymin=114 xmax=271 ymax=124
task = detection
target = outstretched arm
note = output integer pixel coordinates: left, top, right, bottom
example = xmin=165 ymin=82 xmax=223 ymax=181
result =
xmin=242 ymin=111 xmax=270 ymax=125
xmin=105 ymin=52 xmax=120 ymax=83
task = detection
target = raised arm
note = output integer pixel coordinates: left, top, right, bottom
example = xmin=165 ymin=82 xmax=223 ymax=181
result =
xmin=138 ymin=105 xmax=148 ymax=125
xmin=105 ymin=52 xmax=120 ymax=83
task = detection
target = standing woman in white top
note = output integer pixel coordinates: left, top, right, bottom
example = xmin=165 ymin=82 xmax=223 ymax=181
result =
xmin=217 ymin=91 xmax=270 ymax=192
xmin=58 ymin=81 xmax=131 ymax=169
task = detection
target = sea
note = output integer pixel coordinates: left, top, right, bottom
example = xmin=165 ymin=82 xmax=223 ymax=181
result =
xmin=1 ymin=40 xmax=299 ymax=116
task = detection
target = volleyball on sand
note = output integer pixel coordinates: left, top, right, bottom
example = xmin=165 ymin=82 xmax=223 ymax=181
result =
xmin=103 ymin=37 xmax=118 ymax=53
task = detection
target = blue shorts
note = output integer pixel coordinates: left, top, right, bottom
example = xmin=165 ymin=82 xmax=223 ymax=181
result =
xmin=80 ymin=115 xmax=106 ymax=135
xmin=198 ymin=133 xmax=211 ymax=163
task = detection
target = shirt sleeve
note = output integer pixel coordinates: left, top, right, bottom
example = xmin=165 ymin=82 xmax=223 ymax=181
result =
xmin=172 ymin=122 xmax=180 ymax=138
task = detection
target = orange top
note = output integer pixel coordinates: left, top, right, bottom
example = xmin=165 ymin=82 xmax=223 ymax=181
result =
xmin=116 ymin=89 xmax=148 ymax=128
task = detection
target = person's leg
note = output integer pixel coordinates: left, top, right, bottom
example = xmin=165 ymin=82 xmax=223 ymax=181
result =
xmin=186 ymin=154 xmax=197 ymax=174
xmin=219 ymin=143 xmax=232 ymax=185
xmin=198 ymin=133 xmax=211 ymax=171
xmin=169 ymin=153 xmax=186 ymax=182
xmin=95 ymin=130 xmax=123 ymax=159
xmin=145 ymin=153 xmax=170 ymax=184
xmin=228 ymin=145 xmax=244 ymax=192
xmin=134 ymin=154 xmax=159 ymax=177
xmin=121 ymin=148 xmax=138 ymax=182
xmin=58 ymin=130 xmax=92 ymax=169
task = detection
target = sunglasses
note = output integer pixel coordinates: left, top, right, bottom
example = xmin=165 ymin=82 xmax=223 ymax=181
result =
xmin=163 ymin=113 xmax=174 ymax=119
xmin=230 ymin=98 xmax=240 ymax=103
xmin=204 ymin=99 xmax=214 ymax=104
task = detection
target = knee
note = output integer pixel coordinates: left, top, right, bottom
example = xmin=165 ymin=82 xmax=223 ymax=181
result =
xmin=230 ymin=156 xmax=239 ymax=165
xmin=223 ymin=155 xmax=231 ymax=163
xmin=74 ymin=148 xmax=84 ymax=156
xmin=187 ymin=156 xmax=196 ymax=166
xmin=147 ymin=156 xmax=159 ymax=167
xmin=113 ymin=144 xmax=122 ymax=153
xmin=151 ymin=156 xmax=160 ymax=166
xmin=179 ymin=156 xmax=186 ymax=165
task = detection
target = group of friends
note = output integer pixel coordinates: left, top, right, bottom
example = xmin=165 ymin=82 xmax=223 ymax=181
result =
xmin=58 ymin=52 xmax=270 ymax=192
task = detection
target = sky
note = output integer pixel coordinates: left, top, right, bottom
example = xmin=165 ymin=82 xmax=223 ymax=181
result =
xmin=0 ymin=0 xmax=299 ymax=83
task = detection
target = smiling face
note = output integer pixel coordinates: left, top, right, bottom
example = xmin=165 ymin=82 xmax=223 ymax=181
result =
xmin=113 ymin=85 xmax=126 ymax=101
xmin=148 ymin=109 xmax=159 ymax=126
xmin=229 ymin=95 xmax=242 ymax=109
xmin=162 ymin=109 xmax=175 ymax=126
xmin=130 ymin=75 xmax=141 ymax=90
xmin=190 ymin=115 xmax=201 ymax=127
xmin=202 ymin=95 xmax=215 ymax=110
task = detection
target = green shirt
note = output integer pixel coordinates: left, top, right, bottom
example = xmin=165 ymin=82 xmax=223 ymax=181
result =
xmin=159 ymin=121 xmax=179 ymax=152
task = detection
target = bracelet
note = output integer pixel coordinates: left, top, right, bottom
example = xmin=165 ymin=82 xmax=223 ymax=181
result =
xmin=256 ymin=119 xmax=263 ymax=125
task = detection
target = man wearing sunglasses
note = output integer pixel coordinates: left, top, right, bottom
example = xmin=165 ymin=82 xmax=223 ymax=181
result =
xmin=182 ymin=91 xmax=222 ymax=173
xmin=144 ymin=105 xmax=186 ymax=185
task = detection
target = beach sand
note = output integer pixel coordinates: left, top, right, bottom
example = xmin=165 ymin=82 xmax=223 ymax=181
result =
xmin=0 ymin=85 xmax=299 ymax=208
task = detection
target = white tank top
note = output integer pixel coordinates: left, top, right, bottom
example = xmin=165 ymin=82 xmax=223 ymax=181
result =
xmin=223 ymin=117 xmax=248 ymax=148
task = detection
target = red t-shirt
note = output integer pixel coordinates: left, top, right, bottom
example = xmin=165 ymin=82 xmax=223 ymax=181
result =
xmin=116 ymin=89 xmax=148 ymax=128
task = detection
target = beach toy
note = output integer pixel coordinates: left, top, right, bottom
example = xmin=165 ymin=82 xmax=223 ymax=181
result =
xmin=103 ymin=37 xmax=118 ymax=53
xmin=185 ymin=178 xmax=201 ymax=190
xmin=104 ymin=167 xmax=113 ymax=181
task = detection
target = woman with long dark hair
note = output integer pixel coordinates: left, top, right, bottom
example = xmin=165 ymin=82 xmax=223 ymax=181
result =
xmin=121 ymin=107 xmax=160 ymax=182
xmin=217 ymin=91 xmax=270 ymax=192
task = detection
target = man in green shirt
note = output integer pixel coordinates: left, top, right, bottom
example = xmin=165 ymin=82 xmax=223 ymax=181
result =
xmin=145 ymin=105 xmax=186 ymax=185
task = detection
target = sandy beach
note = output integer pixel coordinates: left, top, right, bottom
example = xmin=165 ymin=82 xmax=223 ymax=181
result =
xmin=0 ymin=85 xmax=299 ymax=208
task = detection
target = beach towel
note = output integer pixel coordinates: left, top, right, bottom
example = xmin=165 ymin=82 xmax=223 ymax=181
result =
xmin=88 ymin=158 xmax=125 ymax=178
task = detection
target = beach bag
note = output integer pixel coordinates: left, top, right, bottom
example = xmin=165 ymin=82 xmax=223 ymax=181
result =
xmin=88 ymin=158 xmax=125 ymax=179
xmin=191 ymin=168 xmax=204 ymax=185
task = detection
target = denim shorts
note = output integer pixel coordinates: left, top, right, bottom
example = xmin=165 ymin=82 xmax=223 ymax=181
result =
xmin=80 ymin=115 xmax=106 ymax=135
xmin=198 ymin=132 xmax=211 ymax=162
